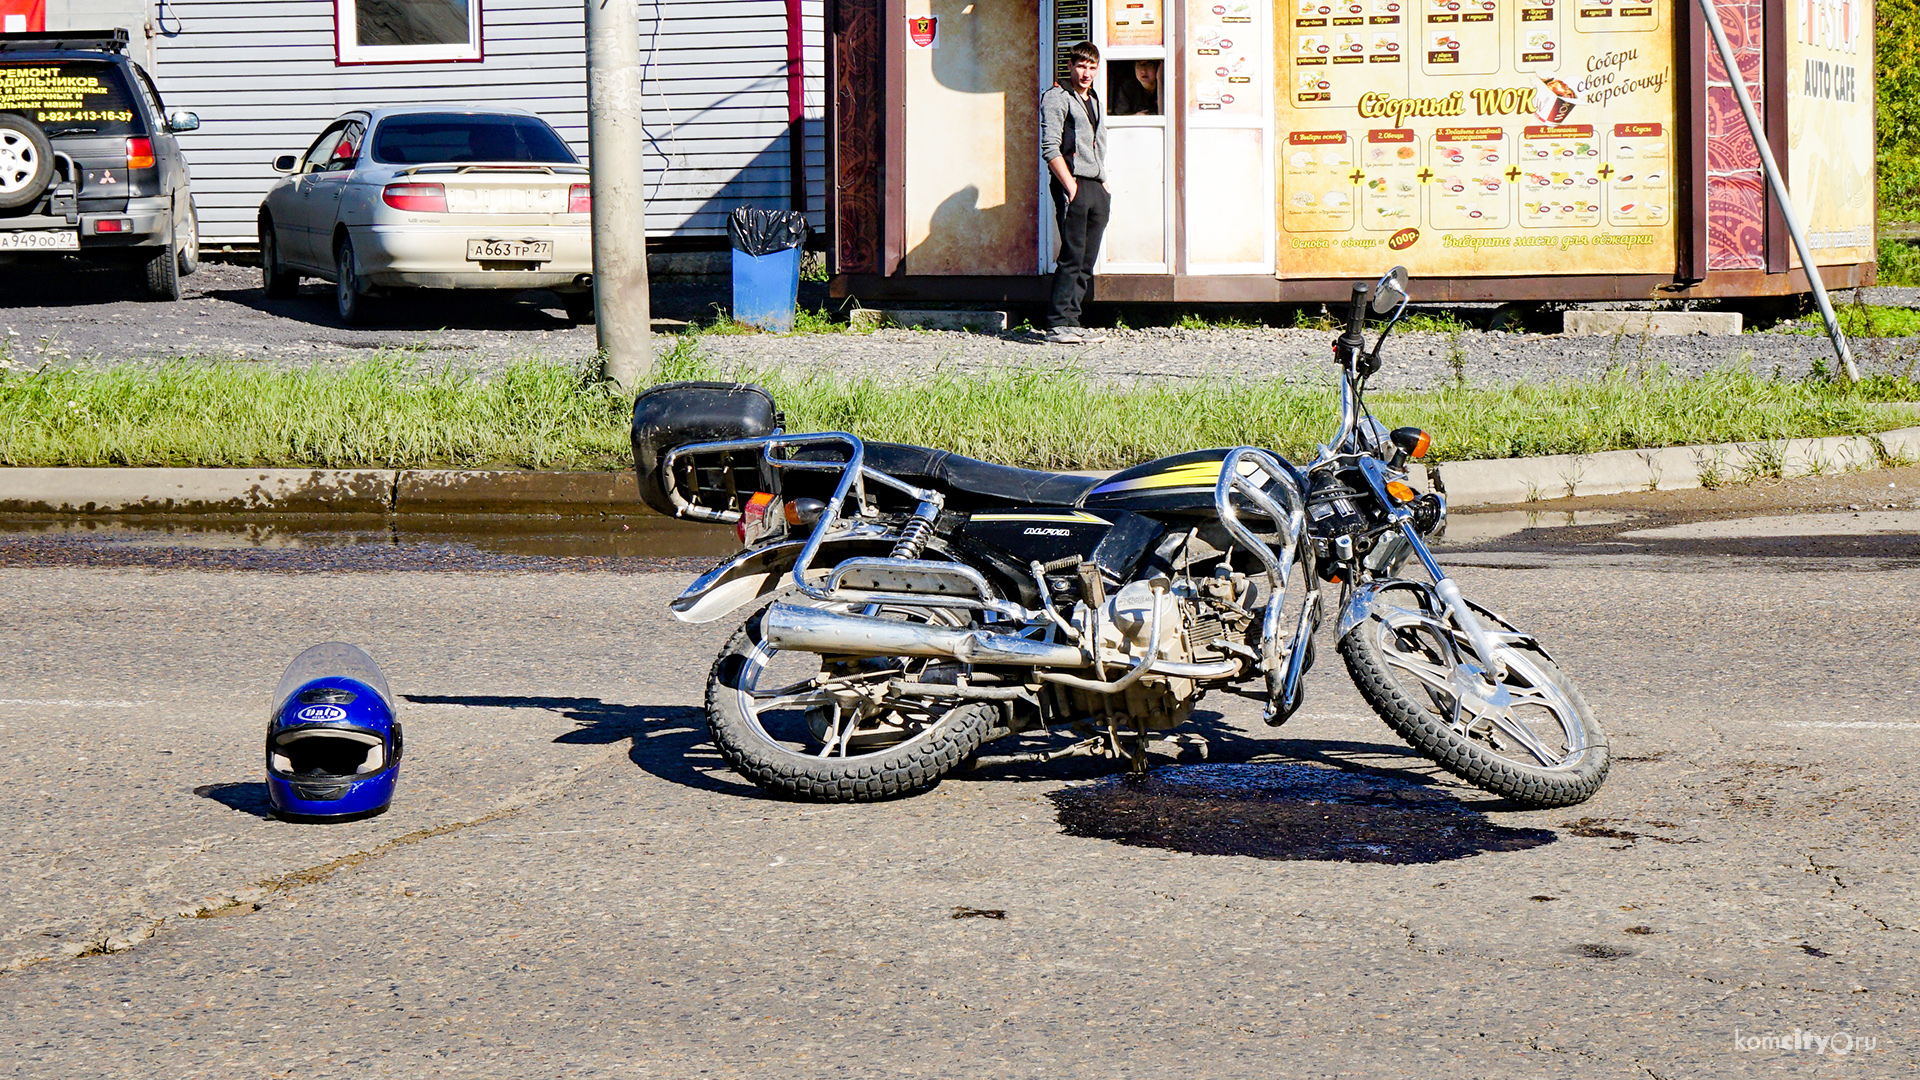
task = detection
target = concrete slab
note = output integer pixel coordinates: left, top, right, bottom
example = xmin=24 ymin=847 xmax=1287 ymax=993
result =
xmin=0 ymin=468 xmax=396 ymax=515
xmin=393 ymin=469 xmax=649 ymax=515
xmin=1562 ymin=310 xmax=1743 ymax=336
xmin=848 ymin=308 xmax=1009 ymax=333
xmin=1432 ymin=431 xmax=1891 ymax=507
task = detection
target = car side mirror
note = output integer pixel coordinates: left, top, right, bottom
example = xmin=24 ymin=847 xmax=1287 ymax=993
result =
xmin=272 ymin=154 xmax=299 ymax=173
xmin=166 ymin=110 xmax=200 ymax=133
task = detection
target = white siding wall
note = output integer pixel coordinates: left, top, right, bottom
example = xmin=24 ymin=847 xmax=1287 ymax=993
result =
xmin=140 ymin=0 xmax=825 ymax=244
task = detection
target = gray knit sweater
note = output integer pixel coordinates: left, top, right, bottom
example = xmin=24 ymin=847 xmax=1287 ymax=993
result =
xmin=1039 ymin=83 xmax=1106 ymax=182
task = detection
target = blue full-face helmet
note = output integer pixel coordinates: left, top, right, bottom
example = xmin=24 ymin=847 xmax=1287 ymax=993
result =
xmin=266 ymin=643 xmax=402 ymax=821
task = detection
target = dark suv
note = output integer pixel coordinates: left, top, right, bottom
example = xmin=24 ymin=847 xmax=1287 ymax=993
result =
xmin=0 ymin=29 xmax=199 ymax=300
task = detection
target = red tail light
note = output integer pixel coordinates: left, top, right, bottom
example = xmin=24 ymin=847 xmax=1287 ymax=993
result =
xmin=568 ymin=184 xmax=591 ymax=214
xmin=382 ymin=182 xmax=448 ymax=213
xmin=736 ymin=492 xmax=776 ymax=544
xmin=126 ymin=137 xmax=154 ymax=170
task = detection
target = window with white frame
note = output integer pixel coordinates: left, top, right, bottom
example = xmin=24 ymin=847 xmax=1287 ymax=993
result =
xmin=336 ymin=0 xmax=482 ymax=65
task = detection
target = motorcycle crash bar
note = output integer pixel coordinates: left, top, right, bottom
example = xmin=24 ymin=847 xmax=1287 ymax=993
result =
xmin=764 ymin=603 xmax=1088 ymax=667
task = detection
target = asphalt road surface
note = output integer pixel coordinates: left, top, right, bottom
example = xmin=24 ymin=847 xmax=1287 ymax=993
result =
xmin=3 ymin=472 xmax=1918 ymax=1078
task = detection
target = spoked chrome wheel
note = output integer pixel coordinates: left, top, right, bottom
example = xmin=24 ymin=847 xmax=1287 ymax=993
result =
xmin=705 ymin=600 xmax=998 ymax=802
xmin=1338 ymin=583 xmax=1608 ymax=807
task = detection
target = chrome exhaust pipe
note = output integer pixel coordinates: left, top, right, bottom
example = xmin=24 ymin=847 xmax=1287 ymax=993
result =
xmin=764 ymin=603 xmax=1087 ymax=667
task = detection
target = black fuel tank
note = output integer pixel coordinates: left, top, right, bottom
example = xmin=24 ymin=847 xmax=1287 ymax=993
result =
xmin=1080 ymin=448 xmax=1239 ymax=515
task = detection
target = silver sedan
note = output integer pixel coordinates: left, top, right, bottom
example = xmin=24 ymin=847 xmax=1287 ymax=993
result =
xmin=258 ymin=105 xmax=593 ymax=325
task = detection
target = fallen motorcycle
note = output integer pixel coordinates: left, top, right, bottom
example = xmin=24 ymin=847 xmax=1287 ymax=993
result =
xmin=636 ymin=266 xmax=1608 ymax=807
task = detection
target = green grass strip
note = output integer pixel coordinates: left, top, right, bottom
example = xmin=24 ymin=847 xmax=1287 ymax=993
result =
xmin=3 ymin=342 xmax=1918 ymax=471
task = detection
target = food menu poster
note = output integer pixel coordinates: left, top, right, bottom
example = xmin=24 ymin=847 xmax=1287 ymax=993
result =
xmin=1277 ymin=0 xmax=1678 ymax=277
xmin=1190 ymin=0 xmax=1264 ymax=116
xmin=1108 ymin=0 xmax=1165 ymax=46
xmin=1785 ymin=0 xmax=1873 ymax=267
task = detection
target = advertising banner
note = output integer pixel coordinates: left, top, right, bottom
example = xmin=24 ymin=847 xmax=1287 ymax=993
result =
xmin=0 ymin=1 xmax=46 ymax=34
xmin=1277 ymin=0 xmax=1678 ymax=277
xmin=1785 ymin=0 xmax=1872 ymax=267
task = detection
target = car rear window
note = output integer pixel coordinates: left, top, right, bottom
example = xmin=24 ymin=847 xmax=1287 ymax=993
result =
xmin=370 ymin=114 xmax=577 ymax=166
xmin=0 ymin=60 xmax=145 ymax=137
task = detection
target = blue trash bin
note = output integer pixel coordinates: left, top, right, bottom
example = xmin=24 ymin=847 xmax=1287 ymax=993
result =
xmin=732 ymin=245 xmax=801 ymax=333
xmin=728 ymin=207 xmax=808 ymax=333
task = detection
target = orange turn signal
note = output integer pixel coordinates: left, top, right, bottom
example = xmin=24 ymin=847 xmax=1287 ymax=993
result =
xmin=1385 ymin=480 xmax=1418 ymax=503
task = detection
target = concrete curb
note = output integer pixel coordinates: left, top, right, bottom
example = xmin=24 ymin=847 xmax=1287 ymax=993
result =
xmin=0 ymin=468 xmax=653 ymax=516
xmin=1429 ymin=426 xmax=1920 ymax=508
xmin=2 ymin=427 xmax=1915 ymax=516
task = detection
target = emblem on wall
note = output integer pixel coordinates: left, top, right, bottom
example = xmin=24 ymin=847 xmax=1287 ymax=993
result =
xmin=908 ymin=16 xmax=938 ymax=48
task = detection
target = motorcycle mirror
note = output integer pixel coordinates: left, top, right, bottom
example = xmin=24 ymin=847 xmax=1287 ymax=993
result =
xmin=1370 ymin=266 xmax=1410 ymax=314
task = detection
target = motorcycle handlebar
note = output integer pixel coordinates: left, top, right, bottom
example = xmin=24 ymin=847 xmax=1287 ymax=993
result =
xmin=1336 ymin=281 xmax=1368 ymax=358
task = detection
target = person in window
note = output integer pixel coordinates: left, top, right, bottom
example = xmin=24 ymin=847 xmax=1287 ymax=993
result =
xmin=1110 ymin=59 xmax=1162 ymax=117
xmin=1038 ymin=41 xmax=1109 ymax=346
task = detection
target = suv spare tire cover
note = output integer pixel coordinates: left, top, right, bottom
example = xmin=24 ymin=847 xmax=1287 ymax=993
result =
xmin=0 ymin=112 xmax=56 ymax=211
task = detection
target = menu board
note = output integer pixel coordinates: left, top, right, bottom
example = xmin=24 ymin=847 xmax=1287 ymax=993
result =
xmin=1278 ymin=0 xmax=1677 ymax=276
xmin=1191 ymin=0 xmax=1264 ymax=116
xmin=1108 ymin=0 xmax=1165 ymax=46
xmin=1784 ymin=0 xmax=1873 ymax=267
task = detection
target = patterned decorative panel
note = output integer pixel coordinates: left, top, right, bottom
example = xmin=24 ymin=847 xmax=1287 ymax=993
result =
xmin=1705 ymin=0 xmax=1766 ymax=271
xmin=835 ymin=0 xmax=884 ymax=274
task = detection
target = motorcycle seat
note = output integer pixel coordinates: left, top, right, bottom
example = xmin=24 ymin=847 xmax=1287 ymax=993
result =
xmin=859 ymin=443 xmax=1102 ymax=510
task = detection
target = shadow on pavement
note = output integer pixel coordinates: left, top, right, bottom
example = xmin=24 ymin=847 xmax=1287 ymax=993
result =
xmin=401 ymin=693 xmax=768 ymax=800
xmin=193 ymin=781 xmax=275 ymax=819
xmin=205 ymin=284 xmax=582 ymax=332
xmin=0 ymin=259 xmax=150 ymax=307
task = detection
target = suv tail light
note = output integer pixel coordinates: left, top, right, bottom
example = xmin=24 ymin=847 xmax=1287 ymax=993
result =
xmin=382 ymin=183 xmax=448 ymax=213
xmin=568 ymin=184 xmax=591 ymax=214
xmin=126 ymin=137 xmax=155 ymax=170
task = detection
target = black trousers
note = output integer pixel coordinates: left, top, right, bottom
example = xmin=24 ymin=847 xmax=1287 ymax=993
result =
xmin=1047 ymin=177 xmax=1109 ymax=329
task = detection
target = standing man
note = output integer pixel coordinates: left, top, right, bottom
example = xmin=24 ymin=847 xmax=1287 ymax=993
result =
xmin=1039 ymin=41 xmax=1109 ymax=345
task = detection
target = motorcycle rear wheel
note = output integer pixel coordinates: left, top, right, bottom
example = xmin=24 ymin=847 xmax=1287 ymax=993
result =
xmin=706 ymin=600 xmax=999 ymax=802
xmin=1339 ymin=583 xmax=1608 ymax=808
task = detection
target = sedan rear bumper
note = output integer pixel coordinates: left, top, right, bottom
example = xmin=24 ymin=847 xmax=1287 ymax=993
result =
xmin=351 ymin=223 xmax=592 ymax=291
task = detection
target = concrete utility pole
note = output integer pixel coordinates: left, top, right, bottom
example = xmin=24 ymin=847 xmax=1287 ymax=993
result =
xmin=585 ymin=0 xmax=652 ymax=389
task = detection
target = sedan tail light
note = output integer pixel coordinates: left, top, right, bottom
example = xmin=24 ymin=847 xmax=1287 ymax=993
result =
xmin=126 ymin=137 xmax=155 ymax=170
xmin=568 ymin=184 xmax=591 ymax=214
xmin=382 ymin=182 xmax=449 ymax=213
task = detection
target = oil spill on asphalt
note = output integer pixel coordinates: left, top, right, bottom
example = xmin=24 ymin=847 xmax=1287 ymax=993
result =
xmin=1048 ymin=762 xmax=1557 ymax=864
xmin=0 ymin=515 xmax=739 ymax=573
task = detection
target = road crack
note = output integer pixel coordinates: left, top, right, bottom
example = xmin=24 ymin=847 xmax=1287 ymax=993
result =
xmin=0 ymin=741 xmax=632 ymax=976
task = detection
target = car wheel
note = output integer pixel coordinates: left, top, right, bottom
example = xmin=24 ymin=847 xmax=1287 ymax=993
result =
xmin=260 ymin=217 xmax=299 ymax=299
xmin=562 ymin=291 xmax=595 ymax=324
xmin=0 ymin=112 xmax=54 ymax=211
xmin=335 ymin=236 xmax=380 ymax=326
xmin=177 ymin=201 xmax=200 ymax=277
xmin=142 ymin=199 xmax=184 ymax=301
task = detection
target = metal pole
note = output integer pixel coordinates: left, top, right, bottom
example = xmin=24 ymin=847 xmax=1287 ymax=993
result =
xmin=586 ymin=0 xmax=652 ymax=389
xmin=1694 ymin=0 xmax=1858 ymax=383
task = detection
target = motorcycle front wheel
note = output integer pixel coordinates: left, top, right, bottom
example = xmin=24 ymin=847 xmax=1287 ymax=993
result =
xmin=706 ymin=600 xmax=999 ymax=802
xmin=1338 ymin=583 xmax=1609 ymax=808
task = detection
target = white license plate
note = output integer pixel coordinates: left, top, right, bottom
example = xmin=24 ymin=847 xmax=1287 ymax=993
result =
xmin=467 ymin=239 xmax=553 ymax=261
xmin=0 ymin=230 xmax=80 ymax=251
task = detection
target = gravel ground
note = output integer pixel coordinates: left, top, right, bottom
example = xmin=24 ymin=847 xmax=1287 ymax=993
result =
xmin=1 ymin=257 xmax=1913 ymax=390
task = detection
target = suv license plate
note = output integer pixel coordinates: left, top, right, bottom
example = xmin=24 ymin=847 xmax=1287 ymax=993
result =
xmin=467 ymin=239 xmax=553 ymax=261
xmin=0 ymin=230 xmax=81 ymax=251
